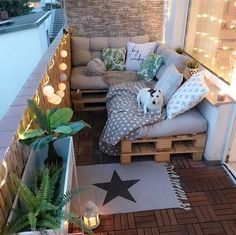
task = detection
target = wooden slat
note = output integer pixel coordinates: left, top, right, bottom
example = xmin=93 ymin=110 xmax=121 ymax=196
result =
xmin=120 ymin=133 xmax=206 ymax=164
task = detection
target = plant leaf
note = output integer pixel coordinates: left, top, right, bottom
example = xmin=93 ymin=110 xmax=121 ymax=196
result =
xmin=18 ymin=128 xmax=45 ymax=140
xmin=68 ymin=120 xmax=91 ymax=135
xmin=53 ymin=125 xmax=72 ymax=134
xmin=27 ymin=99 xmax=48 ymax=131
xmin=31 ymin=135 xmax=53 ymax=151
xmin=4 ymin=214 xmax=29 ymax=234
xmin=49 ymin=108 xmax=73 ymax=128
xmin=10 ymin=173 xmax=36 ymax=212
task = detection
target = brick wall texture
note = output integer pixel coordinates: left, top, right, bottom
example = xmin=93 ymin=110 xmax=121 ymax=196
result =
xmin=65 ymin=0 xmax=164 ymax=41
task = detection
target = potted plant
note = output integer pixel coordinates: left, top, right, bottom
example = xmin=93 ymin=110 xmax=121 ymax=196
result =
xmin=2 ymin=167 xmax=93 ymax=235
xmin=186 ymin=59 xmax=199 ymax=76
xmin=175 ymin=47 xmax=184 ymax=54
xmin=19 ymin=99 xmax=90 ymax=166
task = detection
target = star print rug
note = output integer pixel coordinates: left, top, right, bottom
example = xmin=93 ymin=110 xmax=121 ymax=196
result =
xmin=74 ymin=161 xmax=190 ymax=215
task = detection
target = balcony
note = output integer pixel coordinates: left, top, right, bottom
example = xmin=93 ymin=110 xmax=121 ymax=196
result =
xmin=0 ymin=0 xmax=236 ymax=234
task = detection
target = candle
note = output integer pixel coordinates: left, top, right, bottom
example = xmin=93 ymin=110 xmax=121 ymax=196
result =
xmin=217 ymin=90 xmax=226 ymax=101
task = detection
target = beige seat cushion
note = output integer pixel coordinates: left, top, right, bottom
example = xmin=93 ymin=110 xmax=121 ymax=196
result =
xmin=138 ymin=108 xmax=207 ymax=138
xmin=70 ymin=66 xmax=109 ymax=90
xmin=102 ymin=71 xmax=139 ymax=86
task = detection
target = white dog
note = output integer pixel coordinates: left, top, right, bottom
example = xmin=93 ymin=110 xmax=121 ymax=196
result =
xmin=137 ymin=88 xmax=163 ymax=114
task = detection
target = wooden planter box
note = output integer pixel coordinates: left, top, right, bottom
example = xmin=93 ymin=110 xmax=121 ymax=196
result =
xmin=7 ymin=137 xmax=75 ymax=235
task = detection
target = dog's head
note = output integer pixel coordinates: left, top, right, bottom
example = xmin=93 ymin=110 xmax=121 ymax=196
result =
xmin=148 ymin=89 xmax=163 ymax=106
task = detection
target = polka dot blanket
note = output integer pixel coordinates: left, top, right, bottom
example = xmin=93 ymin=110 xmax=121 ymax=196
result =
xmin=99 ymin=81 xmax=166 ymax=156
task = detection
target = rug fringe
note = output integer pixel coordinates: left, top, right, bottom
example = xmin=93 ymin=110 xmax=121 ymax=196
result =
xmin=164 ymin=163 xmax=191 ymax=211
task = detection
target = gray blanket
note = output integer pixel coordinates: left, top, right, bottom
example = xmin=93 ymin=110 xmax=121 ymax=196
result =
xmin=99 ymin=81 xmax=166 ymax=156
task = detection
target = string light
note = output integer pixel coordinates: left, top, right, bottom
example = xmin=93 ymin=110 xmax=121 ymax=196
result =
xmin=59 ymin=63 xmax=67 ymax=71
xmin=60 ymin=73 xmax=67 ymax=81
xmin=48 ymin=59 xmax=55 ymax=70
xmin=0 ymin=159 xmax=8 ymax=189
xmin=60 ymin=50 xmax=68 ymax=58
xmin=43 ymin=85 xmax=55 ymax=97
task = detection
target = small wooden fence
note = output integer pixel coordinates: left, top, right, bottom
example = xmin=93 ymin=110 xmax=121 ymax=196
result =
xmin=0 ymin=30 xmax=72 ymax=229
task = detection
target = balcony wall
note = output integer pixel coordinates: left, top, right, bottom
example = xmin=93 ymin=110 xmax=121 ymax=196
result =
xmin=0 ymin=30 xmax=72 ymax=228
xmin=65 ymin=0 xmax=164 ymax=41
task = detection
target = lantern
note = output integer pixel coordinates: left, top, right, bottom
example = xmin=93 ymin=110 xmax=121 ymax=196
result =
xmin=83 ymin=201 xmax=100 ymax=229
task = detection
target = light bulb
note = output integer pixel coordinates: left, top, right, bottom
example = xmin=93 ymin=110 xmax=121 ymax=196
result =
xmin=58 ymin=82 xmax=66 ymax=91
xmin=48 ymin=94 xmax=62 ymax=105
xmin=59 ymin=63 xmax=67 ymax=71
xmin=42 ymin=85 xmax=54 ymax=97
xmin=60 ymin=73 xmax=67 ymax=81
xmin=60 ymin=50 xmax=68 ymax=58
xmin=56 ymin=90 xmax=65 ymax=98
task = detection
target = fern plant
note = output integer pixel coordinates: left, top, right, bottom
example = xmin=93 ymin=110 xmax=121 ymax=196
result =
xmin=3 ymin=167 xmax=93 ymax=235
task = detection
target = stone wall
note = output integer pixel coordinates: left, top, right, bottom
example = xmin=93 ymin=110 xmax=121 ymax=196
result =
xmin=65 ymin=0 xmax=164 ymax=41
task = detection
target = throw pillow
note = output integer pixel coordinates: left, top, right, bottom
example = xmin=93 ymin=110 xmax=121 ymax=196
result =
xmin=166 ymin=73 xmax=209 ymax=119
xmin=102 ymin=47 xmax=126 ymax=71
xmin=126 ymin=41 xmax=157 ymax=71
xmin=138 ymin=53 xmax=164 ymax=81
xmin=87 ymin=58 xmax=106 ymax=76
xmin=154 ymin=64 xmax=183 ymax=104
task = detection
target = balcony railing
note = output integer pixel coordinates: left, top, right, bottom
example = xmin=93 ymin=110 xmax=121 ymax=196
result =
xmin=0 ymin=29 xmax=72 ymax=228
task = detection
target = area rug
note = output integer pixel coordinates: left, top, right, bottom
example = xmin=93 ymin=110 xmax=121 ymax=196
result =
xmin=74 ymin=161 xmax=190 ymax=215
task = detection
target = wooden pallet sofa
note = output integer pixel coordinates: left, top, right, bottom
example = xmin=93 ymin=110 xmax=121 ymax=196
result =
xmin=69 ymin=35 xmax=208 ymax=163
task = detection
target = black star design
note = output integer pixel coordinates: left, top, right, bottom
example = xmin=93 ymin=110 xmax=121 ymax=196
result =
xmin=93 ymin=170 xmax=140 ymax=205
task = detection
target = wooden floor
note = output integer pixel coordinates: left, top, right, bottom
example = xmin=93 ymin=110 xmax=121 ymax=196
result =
xmin=69 ymin=111 xmax=236 ymax=235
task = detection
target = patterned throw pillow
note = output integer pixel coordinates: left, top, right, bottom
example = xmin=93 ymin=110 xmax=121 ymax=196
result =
xmin=166 ymin=73 xmax=209 ymax=119
xmin=138 ymin=53 xmax=164 ymax=81
xmin=102 ymin=47 xmax=126 ymax=71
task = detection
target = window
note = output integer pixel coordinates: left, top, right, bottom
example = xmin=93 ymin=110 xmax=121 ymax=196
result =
xmin=185 ymin=0 xmax=236 ymax=84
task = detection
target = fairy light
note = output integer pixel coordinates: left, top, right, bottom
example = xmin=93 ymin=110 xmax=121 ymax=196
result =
xmin=48 ymin=59 xmax=55 ymax=70
xmin=60 ymin=73 xmax=67 ymax=81
xmin=0 ymin=159 xmax=8 ymax=189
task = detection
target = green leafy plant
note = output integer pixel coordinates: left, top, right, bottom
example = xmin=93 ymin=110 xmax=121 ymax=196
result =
xmin=187 ymin=59 xmax=199 ymax=69
xmin=3 ymin=167 xmax=93 ymax=234
xmin=19 ymin=99 xmax=90 ymax=151
xmin=175 ymin=47 xmax=184 ymax=54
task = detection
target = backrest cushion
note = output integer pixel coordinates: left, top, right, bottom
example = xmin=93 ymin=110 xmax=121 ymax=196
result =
xmin=71 ymin=37 xmax=91 ymax=67
xmin=71 ymin=35 xmax=150 ymax=66
xmin=90 ymin=37 xmax=109 ymax=60
xmin=109 ymin=37 xmax=130 ymax=48
xmin=156 ymin=48 xmax=187 ymax=79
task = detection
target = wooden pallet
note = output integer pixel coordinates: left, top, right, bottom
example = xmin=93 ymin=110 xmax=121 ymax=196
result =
xmin=71 ymin=89 xmax=108 ymax=111
xmin=120 ymin=133 xmax=206 ymax=164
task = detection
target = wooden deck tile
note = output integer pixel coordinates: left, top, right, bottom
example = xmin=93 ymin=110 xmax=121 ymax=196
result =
xmin=69 ymin=110 xmax=236 ymax=235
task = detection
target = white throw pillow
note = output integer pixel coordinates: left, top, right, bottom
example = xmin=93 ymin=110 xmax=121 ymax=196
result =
xmin=166 ymin=73 xmax=209 ymax=119
xmin=125 ymin=41 xmax=157 ymax=71
xmin=154 ymin=64 xmax=183 ymax=105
